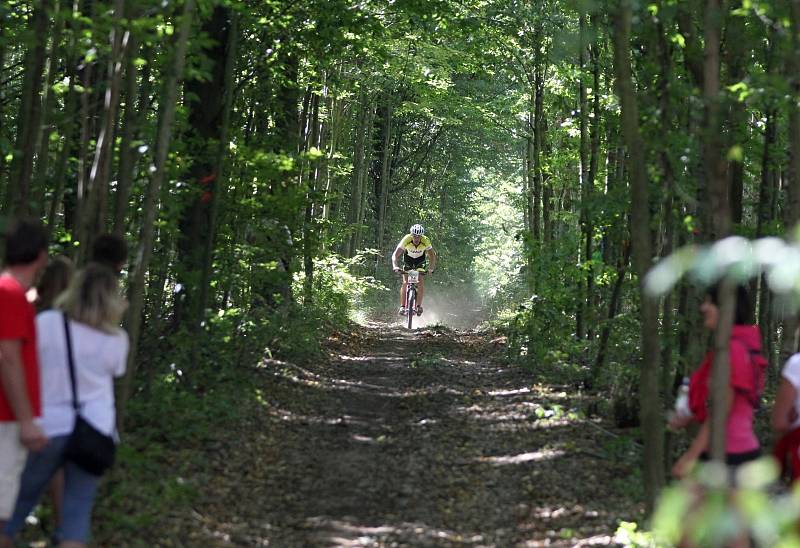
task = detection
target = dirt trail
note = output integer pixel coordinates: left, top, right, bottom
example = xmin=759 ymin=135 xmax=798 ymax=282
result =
xmin=182 ymin=323 xmax=641 ymax=547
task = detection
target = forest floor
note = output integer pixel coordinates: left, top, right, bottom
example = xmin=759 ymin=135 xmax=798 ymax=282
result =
xmin=125 ymin=320 xmax=643 ymax=547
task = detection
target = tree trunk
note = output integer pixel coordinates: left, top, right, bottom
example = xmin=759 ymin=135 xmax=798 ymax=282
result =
xmin=612 ymin=0 xmax=664 ymax=512
xmin=782 ymin=0 xmax=800 ymax=363
xmin=532 ymin=72 xmax=543 ymax=247
xmin=0 ymin=6 xmax=7 ymax=182
xmin=376 ymin=96 xmax=393 ymax=257
xmin=592 ymin=239 xmax=630 ymax=383
xmin=119 ymin=0 xmax=195 ymax=425
xmin=79 ymin=0 xmax=128 ymax=256
xmin=46 ymin=1 xmax=81 ymax=232
xmin=586 ymin=15 xmax=601 ymax=340
xmin=114 ymin=37 xmax=151 ymax=236
xmin=725 ymin=1 xmax=747 ymax=226
xmin=354 ymin=103 xmax=375 ymax=253
xmin=656 ymin=11 xmax=677 ymax=392
xmin=198 ymin=11 xmax=237 ymax=324
xmin=303 ymin=90 xmax=321 ymax=302
xmin=174 ymin=5 xmax=235 ymax=330
xmin=345 ymin=88 xmax=369 ymax=257
xmin=576 ymin=12 xmax=589 ymax=341
xmin=6 ymin=0 xmax=52 ymax=216
xmin=32 ymin=0 xmax=66 ymax=217
xmin=703 ymin=0 xmax=734 ymax=463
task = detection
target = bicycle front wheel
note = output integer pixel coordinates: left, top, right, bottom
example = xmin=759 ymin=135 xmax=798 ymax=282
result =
xmin=407 ymin=288 xmax=416 ymax=330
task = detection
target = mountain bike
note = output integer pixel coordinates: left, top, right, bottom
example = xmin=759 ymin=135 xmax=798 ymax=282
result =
xmin=401 ymin=268 xmax=425 ymax=329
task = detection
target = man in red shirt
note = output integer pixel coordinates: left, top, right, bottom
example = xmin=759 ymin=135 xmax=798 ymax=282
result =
xmin=0 ymin=219 xmax=48 ymax=527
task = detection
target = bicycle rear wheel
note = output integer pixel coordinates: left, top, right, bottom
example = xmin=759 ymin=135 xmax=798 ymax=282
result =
xmin=407 ymin=288 xmax=416 ymax=329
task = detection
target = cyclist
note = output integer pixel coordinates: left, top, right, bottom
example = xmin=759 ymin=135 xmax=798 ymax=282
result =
xmin=391 ymin=224 xmax=437 ymax=316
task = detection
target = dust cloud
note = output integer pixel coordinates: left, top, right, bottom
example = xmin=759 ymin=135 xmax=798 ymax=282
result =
xmin=384 ymin=282 xmax=487 ymax=330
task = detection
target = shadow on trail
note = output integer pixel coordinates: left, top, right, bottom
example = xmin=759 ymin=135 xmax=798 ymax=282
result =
xmin=181 ymin=323 xmax=641 ymax=547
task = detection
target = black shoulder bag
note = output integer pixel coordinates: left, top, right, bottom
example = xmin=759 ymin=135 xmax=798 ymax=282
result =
xmin=62 ymin=313 xmax=116 ymax=476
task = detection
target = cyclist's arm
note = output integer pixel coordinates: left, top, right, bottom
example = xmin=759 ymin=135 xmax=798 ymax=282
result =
xmin=427 ymin=248 xmax=437 ymax=272
xmin=391 ymin=246 xmax=404 ymax=270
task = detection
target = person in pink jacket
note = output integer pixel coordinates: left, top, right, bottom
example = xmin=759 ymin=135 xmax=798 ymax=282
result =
xmin=669 ymin=284 xmax=767 ymax=479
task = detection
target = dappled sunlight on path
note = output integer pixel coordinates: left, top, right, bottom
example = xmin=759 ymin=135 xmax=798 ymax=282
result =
xmin=179 ymin=322 xmax=641 ymax=546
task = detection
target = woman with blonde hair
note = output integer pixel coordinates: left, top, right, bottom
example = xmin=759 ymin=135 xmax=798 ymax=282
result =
xmin=1 ymin=264 xmax=128 ymax=548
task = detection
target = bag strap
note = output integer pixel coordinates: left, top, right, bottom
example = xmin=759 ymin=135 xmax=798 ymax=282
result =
xmin=62 ymin=312 xmax=80 ymax=412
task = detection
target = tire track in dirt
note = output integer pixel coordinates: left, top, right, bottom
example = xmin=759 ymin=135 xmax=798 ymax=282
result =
xmin=183 ymin=323 xmax=641 ymax=547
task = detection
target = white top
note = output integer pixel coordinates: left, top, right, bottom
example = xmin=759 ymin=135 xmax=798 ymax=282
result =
xmin=782 ymin=353 xmax=800 ymax=430
xmin=35 ymin=310 xmax=129 ymax=438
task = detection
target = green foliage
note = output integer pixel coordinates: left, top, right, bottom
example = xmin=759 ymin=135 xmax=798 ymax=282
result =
xmin=294 ymin=251 xmax=387 ymax=321
xmin=618 ymin=460 xmax=800 ymax=547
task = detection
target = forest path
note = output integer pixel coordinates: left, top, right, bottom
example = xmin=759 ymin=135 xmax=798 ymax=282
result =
xmin=181 ymin=322 xmax=640 ymax=547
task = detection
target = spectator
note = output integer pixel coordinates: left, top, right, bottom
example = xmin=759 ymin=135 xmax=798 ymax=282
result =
xmin=1 ymin=264 xmax=129 ymax=548
xmin=90 ymin=233 xmax=127 ymax=275
xmin=33 ymin=255 xmax=76 ymax=543
xmin=35 ymin=256 xmax=75 ymax=312
xmin=771 ymin=347 xmax=800 ymax=483
xmin=0 ymin=219 xmax=49 ymax=531
xmin=669 ymin=284 xmax=766 ymax=478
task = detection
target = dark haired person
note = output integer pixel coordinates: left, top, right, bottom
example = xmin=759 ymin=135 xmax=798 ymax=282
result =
xmin=0 ymin=219 xmax=48 ymax=530
xmin=90 ymin=234 xmax=127 ymax=275
xmin=669 ymin=284 xmax=766 ymax=479
xmin=35 ymin=256 xmax=75 ymax=312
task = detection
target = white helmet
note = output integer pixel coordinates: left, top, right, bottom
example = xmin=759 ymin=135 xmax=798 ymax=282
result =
xmin=410 ymin=224 xmax=424 ymax=236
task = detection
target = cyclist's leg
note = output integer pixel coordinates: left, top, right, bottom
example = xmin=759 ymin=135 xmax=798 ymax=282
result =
xmin=399 ymin=273 xmax=409 ymax=313
xmin=416 ymin=257 xmax=428 ymax=309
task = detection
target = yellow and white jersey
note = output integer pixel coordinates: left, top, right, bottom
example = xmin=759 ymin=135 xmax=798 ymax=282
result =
xmin=397 ymin=234 xmax=432 ymax=259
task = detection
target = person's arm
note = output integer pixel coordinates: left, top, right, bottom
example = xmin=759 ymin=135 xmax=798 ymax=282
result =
xmin=392 ymin=247 xmax=403 ymax=271
xmin=427 ymin=247 xmax=437 ymax=273
xmin=672 ymin=384 xmax=734 ymax=479
xmin=672 ymin=420 xmax=710 ymax=479
xmin=667 ymin=413 xmax=694 ymax=431
xmin=0 ymin=339 xmax=47 ymax=451
xmin=773 ymin=377 xmax=799 ymax=434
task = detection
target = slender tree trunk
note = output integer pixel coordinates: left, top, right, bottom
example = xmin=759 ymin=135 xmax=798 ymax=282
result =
xmin=655 ymin=11 xmax=677 ymax=392
xmin=702 ymin=0 xmax=734 ymax=463
xmin=46 ymin=0 xmax=81 ymax=232
xmin=725 ymin=1 xmax=747 ymax=226
xmin=345 ymin=88 xmax=368 ymax=257
xmin=782 ymin=0 xmax=800 ymax=362
xmin=6 ymin=0 xmax=52 ymax=216
xmin=586 ymin=16 xmax=601 ymax=340
xmin=576 ymin=12 xmax=589 ymax=340
xmin=114 ymin=36 xmax=150 ymax=236
xmin=354 ymin=103 xmax=375 ymax=253
xmin=532 ymin=70 xmax=543 ymax=247
xmin=119 ymin=0 xmax=195 ymax=424
xmin=303 ymin=90 xmax=321 ymax=302
xmin=376 ymin=96 xmax=393 ymax=257
xmin=32 ymin=0 xmax=66 ymax=216
xmin=528 ymin=74 xmax=540 ymax=247
xmin=593 ymin=239 xmax=631 ymax=382
xmin=0 ymin=6 xmax=7 ymax=183
xmin=756 ymin=106 xmax=778 ymax=376
xmin=79 ymin=0 xmax=128 ymax=254
xmin=612 ymin=0 xmax=664 ymax=512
